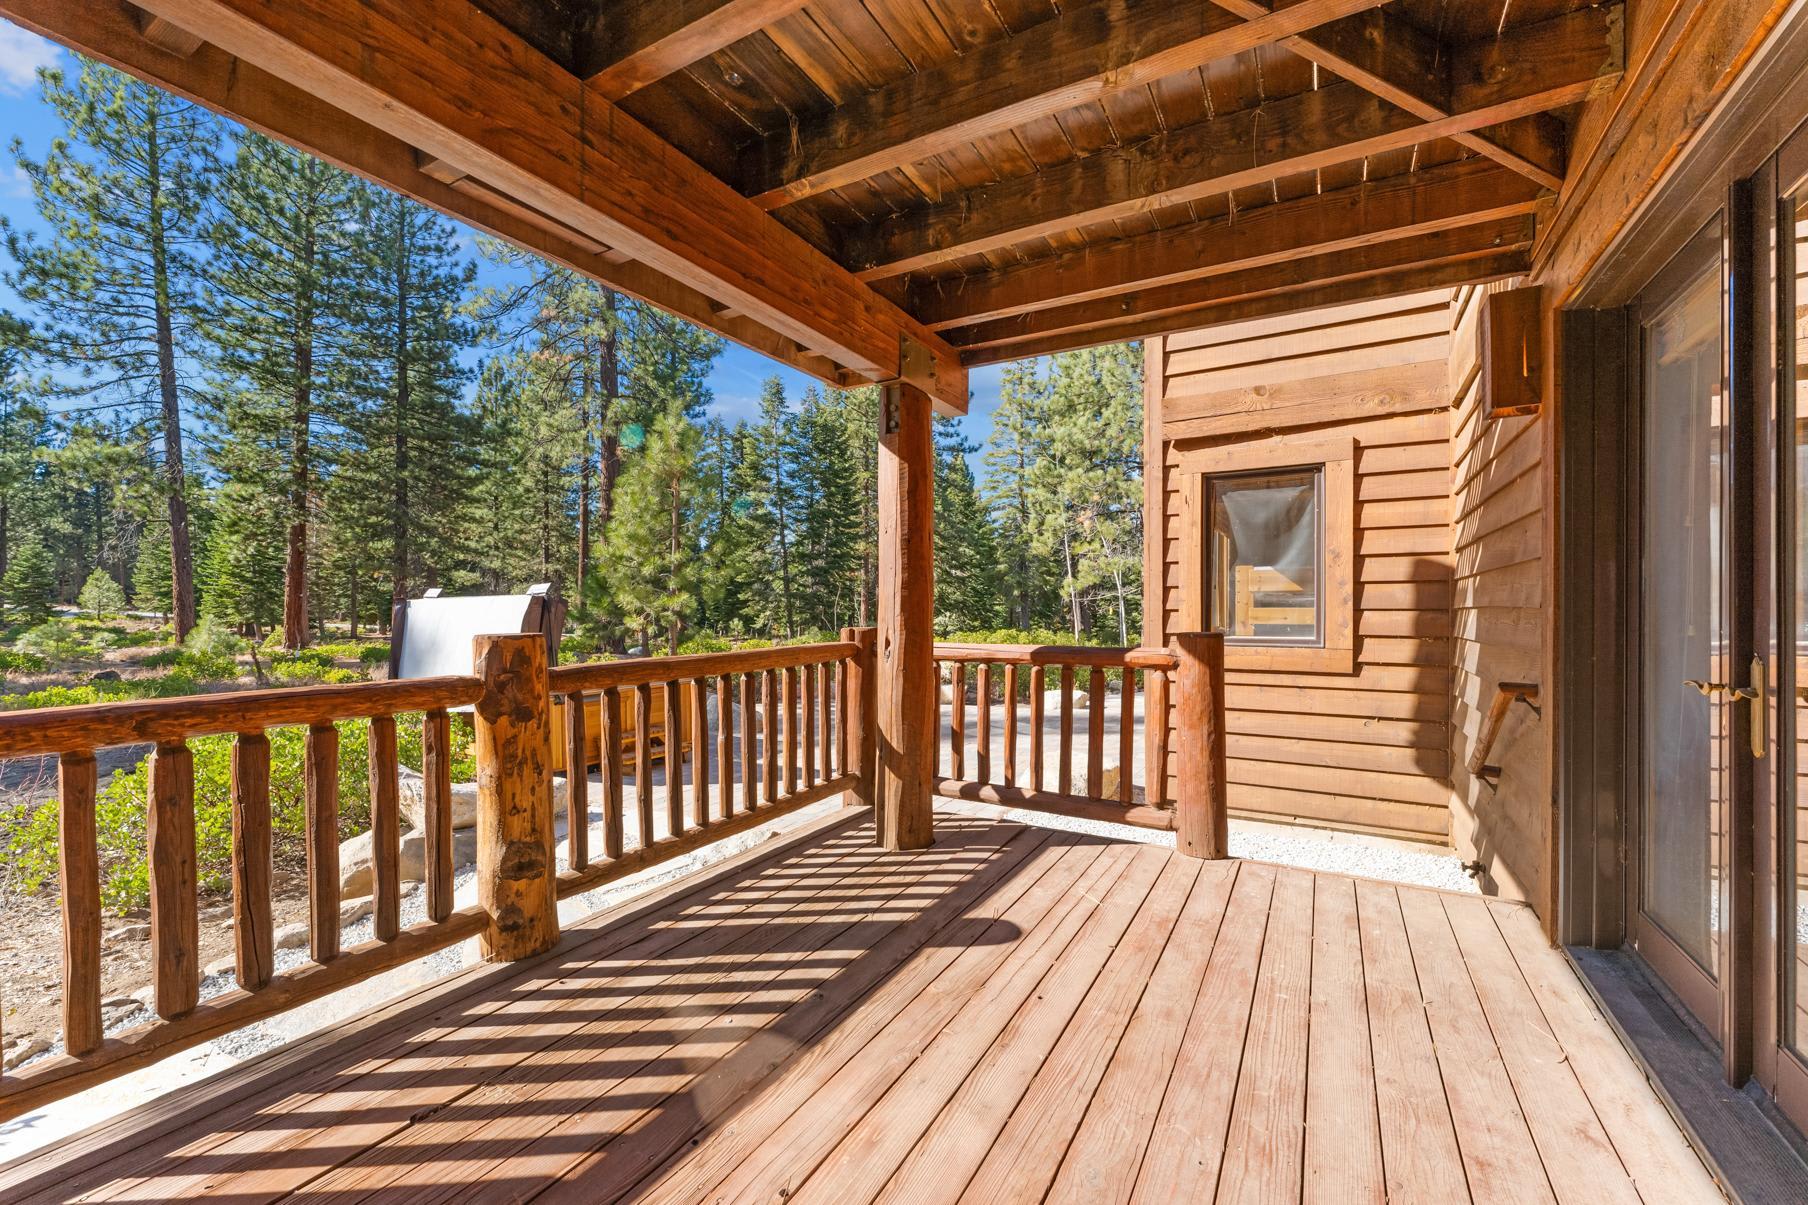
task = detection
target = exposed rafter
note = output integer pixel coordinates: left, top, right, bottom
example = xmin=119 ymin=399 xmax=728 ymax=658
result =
xmin=1211 ymin=3 xmax=1621 ymax=190
xmin=910 ymin=159 xmax=1544 ymax=329
xmin=946 ymin=216 xmax=1535 ymax=355
xmin=581 ymin=0 xmax=810 ymax=101
xmin=735 ymin=0 xmax=1391 ymax=210
xmin=842 ymin=13 xmax=1620 ymax=280
xmin=68 ymin=0 xmax=965 ymax=409
xmin=960 ymin=247 xmax=1532 ymax=365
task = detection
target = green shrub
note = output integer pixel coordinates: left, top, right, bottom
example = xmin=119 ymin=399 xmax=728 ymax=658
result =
xmin=268 ymin=655 xmax=365 ymax=686
xmin=16 ymin=621 xmax=91 ymax=664
xmin=5 ymin=710 xmax=477 ymax=908
xmin=676 ymin=633 xmax=734 ymax=656
xmin=140 ymin=646 xmax=237 ymax=680
xmin=111 ymin=628 xmax=165 ymax=649
xmin=358 ymin=644 xmax=391 ymax=667
xmin=139 ymin=648 xmax=184 ymax=668
xmin=0 ymin=649 xmax=47 ymax=675
xmin=184 ymin=616 xmax=248 ymax=661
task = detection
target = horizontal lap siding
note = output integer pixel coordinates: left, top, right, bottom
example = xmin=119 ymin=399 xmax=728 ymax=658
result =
xmin=1147 ymin=291 xmax=1459 ymax=844
xmin=1448 ymin=283 xmax=1546 ymax=907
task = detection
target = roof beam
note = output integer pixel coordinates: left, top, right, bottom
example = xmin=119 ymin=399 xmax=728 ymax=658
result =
xmin=1211 ymin=2 xmax=1622 ymax=190
xmin=737 ymin=0 xmax=1392 ymax=210
xmin=959 ymin=246 xmax=1532 ymax=365
xmin=910 ymin=158 xmax=1543 ymax=329
xmin=582 ymin=0 xmax=811 ymax=101
xmin=945 ymin=215 xmax=1534 ymax=355
xmin=11 ymin=0 xmax=859 ymax=388
xmin=79 ymin=0 xmax=963 ymax=409
xmin=843 ymin=12 xmax=1620 ymax=280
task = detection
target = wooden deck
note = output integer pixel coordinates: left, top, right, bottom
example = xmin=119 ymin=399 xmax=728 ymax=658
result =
xmin=0 ymin=807 xmax=1717 ymax=1204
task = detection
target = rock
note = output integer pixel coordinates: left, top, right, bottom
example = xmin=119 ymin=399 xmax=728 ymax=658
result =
xmin=1097 ymin=765 xmax=1146 ymax=805
xmin=89 ymin=669 xmax=121 ymax=684
xmin=100 ymin=995 xmax=139 ymax=1010
xmin=3 ymin=1035 xmax=47 ymax=1069
xmin=339 ymin=827 xmax=427 ymax=897
xmin=398 ymin=767 xmax=568 ymax=833
xmin=273 ymin=921 xmax=309 ymax=951
xmin=340 ymin=895 xmax=373 ymax=925
xmin=203 ymin=956 xmax=236 ymax=979
xmin=130 ymin=985 xmax=155 ymax=1006
xmin=106 ymin=923 xmax=151 ymax=944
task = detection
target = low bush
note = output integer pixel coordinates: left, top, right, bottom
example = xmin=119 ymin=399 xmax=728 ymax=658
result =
xmin=15 ymin=621 xmax=93 ymax=664
xmin=358 ymin=644 xmax=391 ymax=667
xmin=0 ymin=649 xmax=47 ymax=675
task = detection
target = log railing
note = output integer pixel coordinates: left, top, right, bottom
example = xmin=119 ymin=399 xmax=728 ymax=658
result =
xmin=545 ymin=634 xmax=871 ymax=901
xmin=930 ymin=632 xmax=1227 ymax=856
xmin=0 ymin=631 xmax=877 ymax=1121
xmin=0 ymin=674 xmax=487 ymax=1119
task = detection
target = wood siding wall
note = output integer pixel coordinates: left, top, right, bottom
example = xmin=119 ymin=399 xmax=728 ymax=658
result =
xmin=1447 ymin=283 xmax=1548 ymax=907
xmin=1145 ymin=290 xmax=1458 ymax=844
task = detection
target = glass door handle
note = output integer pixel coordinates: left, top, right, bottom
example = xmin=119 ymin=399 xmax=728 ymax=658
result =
xmin=1683 ymin=661 xmax=1766 ymax=759
xmin=1683 ymin=679 xmax=1731 ymax=697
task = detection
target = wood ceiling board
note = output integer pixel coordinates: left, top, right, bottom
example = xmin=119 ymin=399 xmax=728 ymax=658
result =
xmin=944 ymin=216 xmax=1534 ymax=351
xmin=10 ymin=0 xmax=863 ymax=391
xmin=581 ymin=0 xmax=813 ymax=100
xmin=960 ymin=247 xmax=1531 ymax=363
xmin=843 ymin=22 xmax=1616 ymax=280
xmin=103 ymin=0 xmax=967 ymax=407
xmin=737 ymin=0 xmax=1392 ymax=208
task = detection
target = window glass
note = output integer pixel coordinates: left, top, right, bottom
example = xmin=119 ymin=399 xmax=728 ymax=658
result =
xmin=1209 ymin=469 xmax=1322 ymax=644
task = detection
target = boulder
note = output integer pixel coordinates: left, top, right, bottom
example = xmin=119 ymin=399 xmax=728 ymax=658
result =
xmin=1097 ymin=765 xmax=1147 ymax=805
xmin=339 ymin=827 xmax=426 ymax=897
xmin=3 ymin=1035 xmax=47 ymax=1069
xmin=273 ymin=921 xmax=309 ymax=951
xmin=339 ymin=895 xmax=373 ymax=925
xmin=203 ymin=956 xmax=236 ymax=979
xmin=106 ymin=923 xmax=151 ymax=944
xmin=398 ymin=767 xmax=570 ymax=836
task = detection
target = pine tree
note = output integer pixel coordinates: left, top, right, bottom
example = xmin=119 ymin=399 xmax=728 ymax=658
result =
xmin=0 ymin=324 xmax=48 ymax=586
xmin=593 ymin=409 xmax=700 ymax=653
xmin=132 ymin=521 xmax=172 ymax=618
xmin=933 ymin=417 xmax=1003 ymax=633
xmin=739 ymin=376 xmax=804 ymax=636
xmin=201 ymin=478 xmax=285 ymax=634
xmin=77 ymin=567 xmax=126 ymax=616
xmin=3 ymin=536 xmax=55 ymax=623
xmin=3 ymin=59 xmax=218 ymax=638
xmin=203 ymin=131 xmax=367 ymax=647
xmin=983 ymin=361 xmax=1050 ymax=629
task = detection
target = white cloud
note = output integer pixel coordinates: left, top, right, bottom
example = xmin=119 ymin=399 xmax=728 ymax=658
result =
xmin=0 ymin=163 xmax=29 ymax=199
xmin=0 ymin=23 xmax=59 ymax=95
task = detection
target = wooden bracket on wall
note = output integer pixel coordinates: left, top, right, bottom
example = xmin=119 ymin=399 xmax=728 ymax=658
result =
xmin=1480 ymin=285 xmax=1546 ymax=418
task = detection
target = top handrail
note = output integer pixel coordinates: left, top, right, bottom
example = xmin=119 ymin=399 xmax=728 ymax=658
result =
xmin=932 ymin=642 xmax=1179 ymax=670
xmin=0 ymin=674 xmax=482 ymax=759
xmin=548 ymin=639 xmax=860 ymax=693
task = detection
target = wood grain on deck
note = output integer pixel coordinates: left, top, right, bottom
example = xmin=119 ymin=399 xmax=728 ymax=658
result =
xmin=0 ymin=809 xmax=1717 ymax=1204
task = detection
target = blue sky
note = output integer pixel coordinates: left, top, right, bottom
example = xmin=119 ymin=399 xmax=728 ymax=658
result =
xmin=0 ymin=20 xmax=1008 ymax=449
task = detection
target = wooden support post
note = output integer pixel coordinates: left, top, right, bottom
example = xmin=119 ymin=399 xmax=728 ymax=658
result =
xmin=368 ymin=714 xmax=400 ymax=943
xmin=876 ymin=381 xmax=935 ymax=851
xmin=303 ymin=724 xmax=339 ymax=963
xmin=472 ymin=632 xmax=559 ymax=961
xmin=422 ymin=709 xmax=454 ymax=923
xmin=149 ymin=741 xmax=198 ymax=1018
xmin=842 ymin=626 xmax=877 ymax=815
xmin=1172 ymin=631 xmax=1228 ymax=859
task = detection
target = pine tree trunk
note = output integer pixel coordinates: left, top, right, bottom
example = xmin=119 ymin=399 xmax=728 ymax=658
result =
xmin=389 ymin=221 xmax=412 ymax=612
xmin=283 ymin=260 xmax=315 ymax=650
xmin=147 ymin=123 xmax=196 ymax=640
xmin=576 ymin=360 xmax=591 ymax=611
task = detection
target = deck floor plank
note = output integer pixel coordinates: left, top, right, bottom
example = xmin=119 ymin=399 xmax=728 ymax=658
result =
xmin=1354 ymin=878 xmax=1472 ymax=1203
xmin=1123 ymin=861 xmax=1278 ymax=1205
xmin=1303 ymin=872 xmax=1384 ymax=1205
xmin=0 ymin=810 xmax=1716 ymax=1205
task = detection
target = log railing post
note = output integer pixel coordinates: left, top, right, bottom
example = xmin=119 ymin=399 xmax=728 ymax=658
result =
xmin=1172 ymin=631 xmax=1228 ymax=859
xmin=842 ymin=626 xmax=877 ymax=816
xmin=876 ymin=381 xmax=935 ymax=851
xmin=472 ymin=632 xmax=559 ymax=960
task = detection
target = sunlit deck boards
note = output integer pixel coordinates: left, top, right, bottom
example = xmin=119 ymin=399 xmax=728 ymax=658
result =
xmin=0 ymin=807 xmax=1715 ymax=1204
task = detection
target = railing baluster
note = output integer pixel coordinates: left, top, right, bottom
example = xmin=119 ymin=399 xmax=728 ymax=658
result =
xmin=1002 ymin=665 xmax=1018 ymax=788
xmin=369 ymin=714 xmax=400 ymax=943
xmin=231 ymin=733 xmax=273 ymax=988
xmin=1119 ymin=669 xmax=1137 ymax=805
xmin=782 ymin=666 xmax=798 ymax=798
xmin=423 ymin=709 xmax=453 ymax=923
xmin=1029 ymin=665 xmax=1045 ymax=793
xmin=976 ymin=663 xmax=992 ymax=785
xmin=149 ymin=740 xmax=198 ymax=1018
xmin=304 ymin=724 xmax=340 ymax=963
xmin=665 ymin=678 xmax=685 ymax=837
xmin=691 ymin=677 xmax=710 ymax=827
xmin=58 ymin=751 xmax=101 ymax=1055
xmin=949 ymin=661 xmax=965 ymax=780
xmin=762 ymin=669 xmax=779 ymax=804
xmin=818 ymin=661 xmax=834 ymax=780
xmin=836 ymin=646 xmax=850 ymax=774
xmin=741 ymin=672 xmax=759 ymax=811
xmin=1087 ymin=667 xmax=1106 ymax=799
xmin=634 ymin=682 xmax=655 ymax=847
xmin=565 ymin=691 xmax=590 ymax=872
xmin=601 ymin=687 xmax=625 ymax=859
xmin=1147 ymin=670 xmax=1170 ymax=808
xmin=717 ymin=673 xmax=734 ymax=820
xmin=1058 ymin=666 xmax=1075 ymax=796
xmin=803 ymin=663 xmax=817 ymax=788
